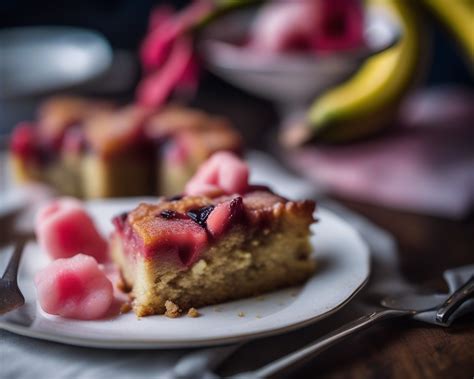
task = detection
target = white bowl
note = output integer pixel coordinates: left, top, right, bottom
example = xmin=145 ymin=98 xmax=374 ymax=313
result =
xmin=200 ymin=5 xmax=401 ymax=104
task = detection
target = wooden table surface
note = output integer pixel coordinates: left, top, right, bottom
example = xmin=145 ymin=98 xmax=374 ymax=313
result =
xmin=219 ymin=198 xmax=474 ymax=379
xmin=309 ymin=199 xmax=474 ymax=379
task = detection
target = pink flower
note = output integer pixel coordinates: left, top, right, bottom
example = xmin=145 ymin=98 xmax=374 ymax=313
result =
xmin=136 ymin=36 xmax=198 ymax=108
xmin=137 ymin=1 xmax=213 ymax=108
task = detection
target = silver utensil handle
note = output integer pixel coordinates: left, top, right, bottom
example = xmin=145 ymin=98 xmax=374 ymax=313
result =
xmin=246 ymin=309 xmax=409 ymax=379
xmin=2 ymin=239 xmax=26 ymax=282
xmin=436 ymin=275 xmax=474 ymax=324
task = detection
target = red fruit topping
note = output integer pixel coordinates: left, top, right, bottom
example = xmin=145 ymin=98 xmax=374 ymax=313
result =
xmin=146 ymin=218 xmax=208 ymax=266
xmin=206 ymin=197 xmax=243 ymax=238
xmin=10 ymin=122 xmax=37 ymax=158
xmin=185 ymin=152 xmax=249 ymax=197
xmin=34 ymin=254 xmax=113 ymax=320
xmin=35 ymin=198 xmax=109 ymax=262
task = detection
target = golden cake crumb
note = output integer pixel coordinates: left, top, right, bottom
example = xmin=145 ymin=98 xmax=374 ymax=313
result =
xmin=238 ymin=312 xmax=245 ymax=317
xmin=256 ymin=315 xmax=262 ymax=319
xmin=187 ymin=308 xmax=200 ymax=318
xmin=120 ymin=302 xmax=132 ymax=314
xmin=165 ymin=300 xmax=182 ymax=318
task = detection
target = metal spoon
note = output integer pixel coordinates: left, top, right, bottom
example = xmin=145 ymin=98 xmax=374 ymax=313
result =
xmin=234 ymin=291 xmax=456 ymax=379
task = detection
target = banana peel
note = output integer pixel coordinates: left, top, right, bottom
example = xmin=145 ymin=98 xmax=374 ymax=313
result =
xmin=420 ymin=0 xmax=474 ymax=64
xmin=281 ymin=0 xmax=427 ymax=146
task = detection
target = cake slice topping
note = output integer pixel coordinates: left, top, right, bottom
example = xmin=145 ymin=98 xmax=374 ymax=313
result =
xmin=186 ymin=205 xmax=215 ymax=227
xmin=185 ymin=151 xmax=249 ymax=196
xmin=206 ymin=197 xmax=244 ymax=238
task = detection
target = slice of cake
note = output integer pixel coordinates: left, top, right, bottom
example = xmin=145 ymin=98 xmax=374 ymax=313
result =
xmin=110 ymin=152 xmax=315 ymax=317
xmin=9 ymin=96 xmax=242 ymax=198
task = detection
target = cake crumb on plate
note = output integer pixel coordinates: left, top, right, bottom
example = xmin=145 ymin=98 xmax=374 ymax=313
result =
xmin=187 ymin=308 xmax=200 ymax=318
xmin=120 ymin=302 xmax=132 ymax=314
xmin=165 ymin=300 xmax=182 ymax=318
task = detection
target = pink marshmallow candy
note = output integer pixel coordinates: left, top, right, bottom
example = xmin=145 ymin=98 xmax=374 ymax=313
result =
xmin=185 ymin=152 xmax=249 ymax=197
xmin=35 ymin=197 xmax=109 ymax=262
xmin=34 ymin=254 xmax=113 ymax=320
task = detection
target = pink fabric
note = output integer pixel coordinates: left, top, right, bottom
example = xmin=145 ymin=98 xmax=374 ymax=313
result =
xmin=286 ymin=88 xmax=474 ymax=218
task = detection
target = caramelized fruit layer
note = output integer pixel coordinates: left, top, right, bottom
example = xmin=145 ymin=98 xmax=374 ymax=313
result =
xmin=112 ymin=189 xmax=315 ymax=268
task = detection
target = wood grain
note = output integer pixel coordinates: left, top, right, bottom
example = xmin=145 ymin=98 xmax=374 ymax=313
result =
xmin=218 ymin=198 xmax=474 ymax=379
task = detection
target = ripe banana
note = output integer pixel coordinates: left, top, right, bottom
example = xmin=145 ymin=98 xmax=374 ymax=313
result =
xmin=420 ymin=0 xmax=474 ymax=64
xmin=282 ymin=0 xmax=426 ymax=145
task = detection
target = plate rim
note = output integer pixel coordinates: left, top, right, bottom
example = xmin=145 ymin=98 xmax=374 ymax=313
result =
xmin=0 ymin=204 xmax=370 ymax=349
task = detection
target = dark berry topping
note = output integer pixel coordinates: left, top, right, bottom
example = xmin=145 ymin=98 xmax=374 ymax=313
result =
xmin=159 ymin=210 xmax=178 ymax=219
xmin=186 ymin=205 xmax=215 ymax=227
xmin=112 ymin=212 xmax=128 ymax=231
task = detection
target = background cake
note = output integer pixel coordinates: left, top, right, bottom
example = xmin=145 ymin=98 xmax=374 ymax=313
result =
xmin=9 ymin=96 xmax=242 ymax=198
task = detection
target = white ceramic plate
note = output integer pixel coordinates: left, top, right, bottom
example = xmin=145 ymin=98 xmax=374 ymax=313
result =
xmin=0 ymin=199 xmax=369 ymax=349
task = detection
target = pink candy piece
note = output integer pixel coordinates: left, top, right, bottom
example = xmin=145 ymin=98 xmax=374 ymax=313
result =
xmin=34 ymin=254 xmax=113 ymax=320
xmin=35 ymin=198 xmax=109 ymax=262
xmin=185 ymin=152 xmax=249 ymax=197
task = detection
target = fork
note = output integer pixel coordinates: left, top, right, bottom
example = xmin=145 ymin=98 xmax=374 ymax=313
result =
xmin=233 ymin=280 xmax=473 ymax=379
xmin=0 ymin=239 xmax=27 ymax=314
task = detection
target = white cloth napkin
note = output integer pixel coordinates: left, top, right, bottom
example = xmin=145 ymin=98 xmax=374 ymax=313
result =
xmin=1 ymin=152 xmax=472 ymax=379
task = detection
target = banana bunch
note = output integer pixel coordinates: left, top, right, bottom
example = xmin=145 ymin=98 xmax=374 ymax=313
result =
xmin=282 ymin=0 xmax=473 ymax=145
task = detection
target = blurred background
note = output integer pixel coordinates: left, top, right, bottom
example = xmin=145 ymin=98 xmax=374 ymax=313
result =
xmin=1 ymin=0 xmax=470 ymax=142
xmin=1 ymin=0 xmax=473 ymax=279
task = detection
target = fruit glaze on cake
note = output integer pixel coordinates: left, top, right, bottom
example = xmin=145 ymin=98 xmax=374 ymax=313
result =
xmin=111 ymin=152 xmax=316 ymax=317
xmin=10 ymin=96 xmax=242 ymax=198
